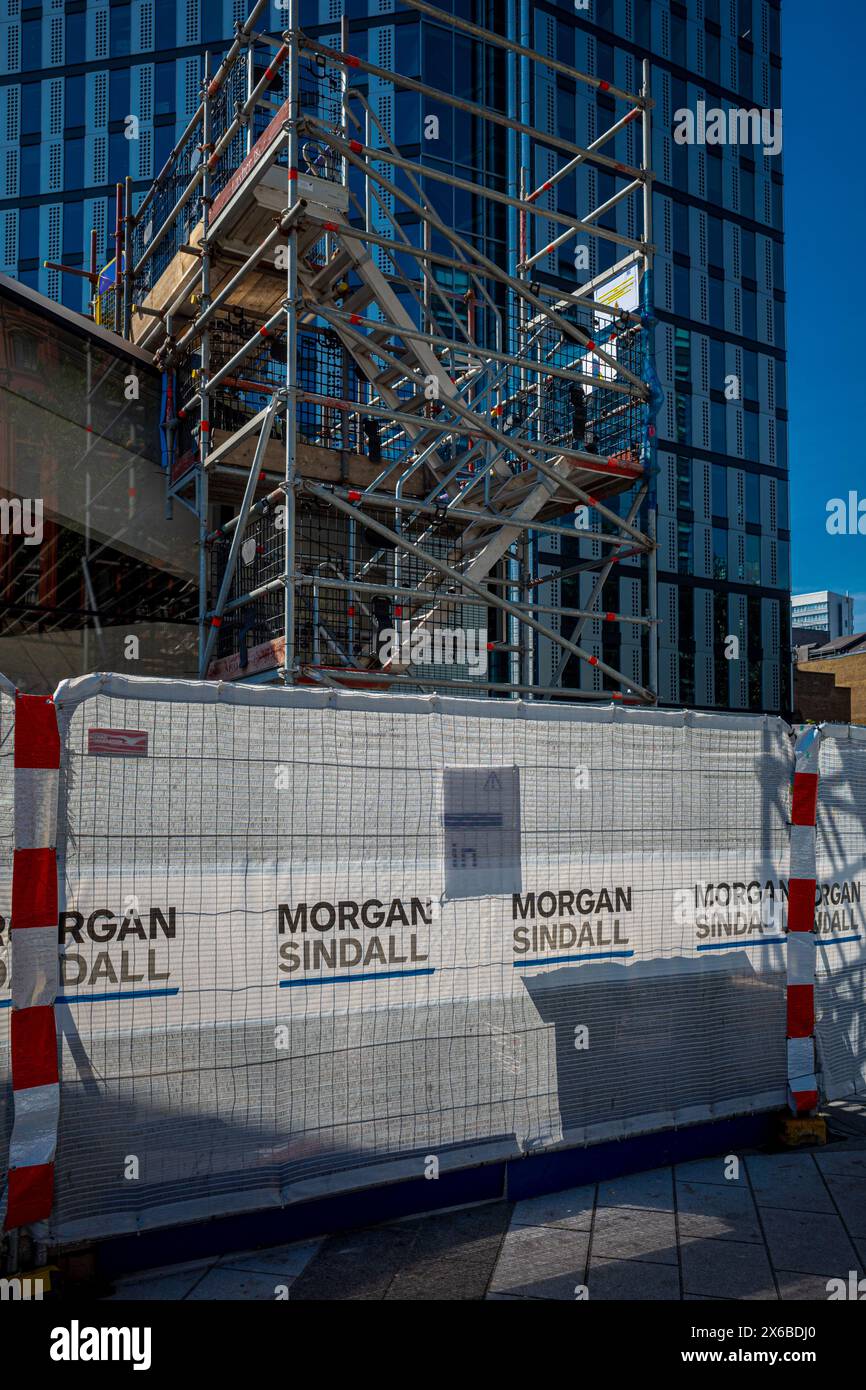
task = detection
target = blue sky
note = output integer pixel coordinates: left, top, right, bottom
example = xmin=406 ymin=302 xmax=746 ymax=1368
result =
xmin=783 ymin=0 xmax=866 ymax=627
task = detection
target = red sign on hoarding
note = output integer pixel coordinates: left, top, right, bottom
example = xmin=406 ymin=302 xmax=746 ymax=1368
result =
xmin=87 ymin=728 xmax=149 ymax=757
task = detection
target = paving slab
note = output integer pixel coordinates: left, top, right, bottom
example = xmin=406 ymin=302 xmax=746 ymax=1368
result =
xmin=815 ymin=1148 xmax=866 ymax=1179
xmin=510 ymin=1184 xmax=596 ymax=1231
xmin=489 ymin=1225 xmax=589 ymax=1300
xmin=289 ymin=1221 xmax=421 ymax=1300
xmin=106 ymin=1264 xmax=214 ymax=1301
xmin=745 ymin=1153 xmax=834 ymax=1213
xmin=218 ymin=1239 xmax=322 ymax=1278
xmin=587 ymin=1255 xmax=680 ymax=1300
xmin=590 ymin=1205 xmax=678 ymax=1265
xmin=759 ymin=1207 xmax=861 ymax=1279
xmin=385 ymin=1204 xmax=510 ymax=1300
xmin=675 ymin=1155 xmax=747 ymax=1188
xmin=386 ymin=1250 xmax=500 ymax=1301
xmin=186 ymin=1266 xmax=296 ymax=1300
xmin=775 ymin=1270 xmax=849 ymax=1301
xmin=676 ymin=1179 xmax=762 ymax=1244
xmin=821 ymin=1173 xmax=866 ymax=1237
xmin=406 ymin=1202 xmax=511 ymax=1259
xmin=680 ymin=1237 xmax=778 ymax=1300
xmin=597 ymin=1166 xmax=674 ymax=1212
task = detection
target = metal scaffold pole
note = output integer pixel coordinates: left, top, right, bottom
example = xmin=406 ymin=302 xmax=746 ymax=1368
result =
xmin=282 ymin=2 xmax=299 ymax=683
xmin=197 ymin=54 xmax=212 ymax=677
xmin=642 ymin=56 xmax=659 ymax=699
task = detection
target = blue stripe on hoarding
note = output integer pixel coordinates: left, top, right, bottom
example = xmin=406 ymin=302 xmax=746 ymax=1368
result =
xmin=281 ymin=968 xmax=436 ymax=987
xmin=514 ymin=950 xmax=634 ymax=967
xmin=57 ymin=988 xmax=181 ymax=1003
xmin=817 ymin=934 xmax=862 ymax=946
xmin=697 ymin=937 xmax=786 ymax=951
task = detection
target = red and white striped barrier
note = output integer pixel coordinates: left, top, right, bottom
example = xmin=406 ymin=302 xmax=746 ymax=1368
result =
xmin=4 ymin=693 xmax=61 ymax=1231
xmin=786 ymin=725 xmax=821 ymax=1115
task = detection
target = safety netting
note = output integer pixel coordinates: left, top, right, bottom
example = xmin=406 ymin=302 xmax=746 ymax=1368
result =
xmin=3 ymin=674 xmax=864 ymax=1243
xmin=21 ymin=674 xmax=802 ymax=1242
xmin=814 ymin=725 xmax=866 ymax=1098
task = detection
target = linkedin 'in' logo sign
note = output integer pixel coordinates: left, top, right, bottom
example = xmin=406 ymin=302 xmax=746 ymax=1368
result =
xmin=442 ymin=766 xmax=521 ymax=899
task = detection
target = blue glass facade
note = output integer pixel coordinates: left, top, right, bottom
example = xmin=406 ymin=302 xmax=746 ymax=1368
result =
xmin=0 ymin=0 xmax=262 ymax=308
xmin=0 ymin=0 xmax=790 ymax=711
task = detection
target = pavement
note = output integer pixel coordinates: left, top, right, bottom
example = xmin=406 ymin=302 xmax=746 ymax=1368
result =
xmin=104 ymin=1102 xmax=866 ymax=1302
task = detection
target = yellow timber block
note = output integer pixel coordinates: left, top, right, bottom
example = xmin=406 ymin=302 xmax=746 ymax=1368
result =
xmin=779 ymin=1114 xmax=828 ymax=1147
xmin=22 ymin=1264 xmax=60 ymax=1295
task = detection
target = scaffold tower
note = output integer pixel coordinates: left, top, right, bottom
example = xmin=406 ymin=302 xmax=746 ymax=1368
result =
xmin=119 ymin=0 xmax=660 ymax=702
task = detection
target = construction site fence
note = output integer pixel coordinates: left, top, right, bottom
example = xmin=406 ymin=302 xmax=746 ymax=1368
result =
xmin=0 ymin=674 xmax=864 ymax=1243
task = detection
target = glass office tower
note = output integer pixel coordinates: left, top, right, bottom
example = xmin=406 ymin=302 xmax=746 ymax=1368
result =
xmin=0 ymin=0 xmax=790 ymax=711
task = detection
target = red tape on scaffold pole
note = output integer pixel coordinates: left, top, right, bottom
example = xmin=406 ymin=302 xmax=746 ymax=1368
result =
xmin=4 ymin=693 xmax=61 ymax=1231
xmin=786 ymin=725 xmax=821 ymax=1116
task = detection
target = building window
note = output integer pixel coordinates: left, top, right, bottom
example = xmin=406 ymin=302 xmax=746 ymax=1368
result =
xmin=66 ymin=11 xmax=84 ymax=64
xmin=676 ymin=456 xmax=692 ymax=508
xmin=677 ymin=523 xmax=692 ymax=575
xmin=10 ymin=330 xmax=37 ymax=369
xmin=674 ymin=393 xmax=690 ymax=445
xmin=674 ymin=327 xmax=690 ymax=384
xmin=712 ymin=527 xmax=728 ymax=580
xmin=744 ymin=533 xmax=760 ymax=585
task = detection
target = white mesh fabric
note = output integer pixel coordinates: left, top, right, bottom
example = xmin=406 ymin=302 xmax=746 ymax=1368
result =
xmin=44 ymin=676 xmax=796 ymax=1241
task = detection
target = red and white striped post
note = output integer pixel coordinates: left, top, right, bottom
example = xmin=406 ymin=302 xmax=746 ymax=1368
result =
xmin=785 ymin=725 xmax=821 ymax=1115
xmin=4 ymin=693 xmax=61 ymax=1230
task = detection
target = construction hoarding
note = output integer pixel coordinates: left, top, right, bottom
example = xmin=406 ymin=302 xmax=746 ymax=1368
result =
xmin=0 ymin=675 xmax=864 ymax=1241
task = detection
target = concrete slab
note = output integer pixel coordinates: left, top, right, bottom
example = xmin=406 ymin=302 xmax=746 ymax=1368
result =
xmin=289 ymin=1222 xmax=422 ymax=1300
xmin=587 ymin=1255 xmax=680 ymax=1300
xmin=489 ymin=1225 xmax=589 ymax=1300
xmin=218 ymin=1239 xmax=322 ymax=1278
xmin=680 ymin=1238 xmax=778 ymax=1300
xmin=676 ymin=1180 xmax=762 ymax=1244
xmin=590 ymin=1206 xmax=678 ymax=1265
xmin=384 ymin=1205 xmax=510 ymax=1300
xmin=775 ymin=1270 xmax=843 ymax=1301
xmin=815 ymin=1149 xmax=866 ymax=1179
xmin=821 ymin=1174 xmax=866 ymax=1237
xmin=759 ymin=1208 xmax=861 ymax=1278
xmin=745 ymin=1153 xmax=834 ymax=1212
xmin=510 ymin=1185 xmax=596 ymax=1231
xmin=675 ymin=1155 xmax=747 ymax=1187
xmin=106 ymin=1264 xmax=214 ymax=1301
xmin=597 ymin=1166 xmax=674 ymax=1212
xmin=186 ymin=1267 xmax=295 ymax=1300
xmin=386 ymin=1250 xmax=501 ymax=1301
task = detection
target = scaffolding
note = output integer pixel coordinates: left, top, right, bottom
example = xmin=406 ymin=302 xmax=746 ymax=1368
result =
xmin=120 ymin=0 xmax=660 ymax=702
